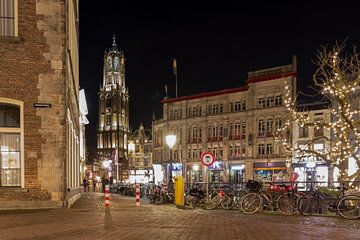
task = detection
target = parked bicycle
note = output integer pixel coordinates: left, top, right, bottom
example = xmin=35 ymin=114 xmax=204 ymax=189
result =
xmin=298 ymin=182 xmax=360 ymax=220
xmin=240 ymin=178 xmax=301 ymax=215
xmin=185 ymin=183 xmax=207 ymax=208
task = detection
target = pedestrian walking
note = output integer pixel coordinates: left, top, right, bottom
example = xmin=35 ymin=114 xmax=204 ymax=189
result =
xmin=101 ymin=174 xmax=108 ymax=193
xmin=93 ymin=178 xmax=97 ymax=192
xmin=83 ymin=177 xmax=88 ymax=192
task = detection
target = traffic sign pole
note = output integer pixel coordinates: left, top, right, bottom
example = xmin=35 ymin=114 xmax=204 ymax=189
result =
xmin=200 ymin=152 xmax=215 ymax=202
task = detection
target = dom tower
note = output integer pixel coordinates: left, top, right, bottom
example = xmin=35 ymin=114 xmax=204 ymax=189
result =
xmin=97 ymin=36 xmax=130 ymax=182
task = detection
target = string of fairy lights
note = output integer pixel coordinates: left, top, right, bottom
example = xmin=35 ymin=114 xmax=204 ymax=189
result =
xmin=275 ymin=46 xmax=360 ymax=184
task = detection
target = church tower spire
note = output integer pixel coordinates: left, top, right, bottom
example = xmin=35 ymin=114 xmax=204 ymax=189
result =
xmin=97 ymin=36 xmax=130 ymax=183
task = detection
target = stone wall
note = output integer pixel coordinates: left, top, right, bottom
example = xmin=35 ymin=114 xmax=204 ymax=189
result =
xmin=0 ymin=0 xmax=69 ymax=207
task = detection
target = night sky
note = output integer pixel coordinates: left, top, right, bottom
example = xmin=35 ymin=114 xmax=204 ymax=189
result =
xmin=79 ymin=1 xmax=360 ymax=149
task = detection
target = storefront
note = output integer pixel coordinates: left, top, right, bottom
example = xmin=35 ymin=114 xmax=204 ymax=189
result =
xmin=229 ymin=164 xmax=245 ymax=183
xmin=163 ymin=163 xmax=184 ymax=184
xmin=292 ymin=157 xmax=330 ymax=189
xmin=186 ymin=164 xmax=202 ymax=184
xmin=128 ymin=169 xmax=154 ymax=184
xmin=208 ymin=161 xmax=226 ymax=182
xmin=254 ymin=162 xmax=286 ymax=182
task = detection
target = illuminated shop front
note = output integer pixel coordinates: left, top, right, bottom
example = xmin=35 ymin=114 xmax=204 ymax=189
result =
xmin=128 ymin=169 xmax=154 ymax=184
xmin=229 ymin=164 xmax=245 ymax=183
xmin=186 ymin=164 xmax=202 ymax=183
xmin=254 ymin=162 xmax=286 ymax=182
xmin=208 ymin=161 xmax=226 ymax=182
xmin=291 ymin=154 xmax=329 ymax=188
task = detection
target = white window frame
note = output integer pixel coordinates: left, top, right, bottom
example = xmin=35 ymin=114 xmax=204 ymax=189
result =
xmin=0 ymin=97 xmax=24 ymax=187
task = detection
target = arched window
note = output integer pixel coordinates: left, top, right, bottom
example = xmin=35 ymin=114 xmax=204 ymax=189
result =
xmin=114 ymin=57 xmax=120 ymax=71
xmin=0 ymin=99 xmax=23 ymax=187
xmin=107 ymin=57 xmax=112 ymax=71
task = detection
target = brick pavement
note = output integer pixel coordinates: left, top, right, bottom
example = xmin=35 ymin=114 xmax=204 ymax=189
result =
xmin=0 ymin=192 xmax=359 ymax=240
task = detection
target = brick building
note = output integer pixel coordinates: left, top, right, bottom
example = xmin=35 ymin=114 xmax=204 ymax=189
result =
xmin=0 ymin=0 xmax=81 ymax=209
xmin=152 ymin=57 xmax=297 ymax=184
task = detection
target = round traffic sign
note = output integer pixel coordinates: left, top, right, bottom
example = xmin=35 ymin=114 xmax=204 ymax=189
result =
xmin=200 ymin=152 xmax=215 ymax=166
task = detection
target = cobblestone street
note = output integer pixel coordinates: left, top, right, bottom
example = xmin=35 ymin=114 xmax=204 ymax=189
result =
xmin=0 ymin=192 xmax=359 ymax=240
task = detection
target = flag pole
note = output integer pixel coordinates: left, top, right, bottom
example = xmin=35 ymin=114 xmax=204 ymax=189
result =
xmin=173 ymin=58 xmax=178 ymax=98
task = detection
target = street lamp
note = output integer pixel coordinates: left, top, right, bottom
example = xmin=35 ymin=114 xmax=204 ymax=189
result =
xmin=165 ymin=134 xmax=176 ymax=191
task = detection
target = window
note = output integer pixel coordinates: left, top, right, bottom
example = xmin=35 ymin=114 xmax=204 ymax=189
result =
xmin=258 ymin=98 xmax=265 ymax=108
xmin=266 ymin=144 xmax=272 ymax=155
xmin=234 ymin=102 xmax=241 ymax=112
xmin=230 ymin=102 xmax=234 ymax=112
xmin=0 ymin=100 xmax=23 ymax=187
xmin=314 ymin=126 xmax=324 ymax=137
xmin=258 ymin=144 xmax=265 ymax=155
xmin=0 ymin=0 xmax=17 ymax=37
xmin=299 ymin=125 xmax=309 ymax=138
xmin=242 ymin=101 xmax=246 ymax=110
xmin=266 ymin=97 xmax=274 ymax=107
xmin=258 ymin=119 xmax=265 ymax=134
xmin=267 ymin=118 xmax=274 ymax=133
xmin=275 ymin=95 xmax=282 ymax=106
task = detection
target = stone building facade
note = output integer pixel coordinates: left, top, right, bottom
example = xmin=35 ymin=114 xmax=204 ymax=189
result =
xmin=0 ymin=0 xmax=81 ymax=209
xmin=128 ymin=123 xmax=153 ymax=183
xmin=152 ymin=57 xmax=297 ymax=184
xmin=97 ymin=37 xmax=130 ymax=183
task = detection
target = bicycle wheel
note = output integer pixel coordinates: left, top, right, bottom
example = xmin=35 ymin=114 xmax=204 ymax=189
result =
xmin=240 ymin=193 xmax=262 ymax=214
xmin=298 ymin=194 xmax=319 ymax=216
xmin=337 ymin=195 xmax=360 ymax=220
xmin=221 ymin=195 xmax=236 ymax=210
xmin=277 ymin=192 xmax=299 ymax=215
xmin=206 ymin=195 xmax=221 ymax=210
xmin=155 ymin=195 xmax=164 ymax=205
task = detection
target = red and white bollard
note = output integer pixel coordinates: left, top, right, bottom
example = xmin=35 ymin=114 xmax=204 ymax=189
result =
xmin=105 ymin=184 xmax=110 ymax=207
xmin=135 ymin=184 xmax=140 ymax=206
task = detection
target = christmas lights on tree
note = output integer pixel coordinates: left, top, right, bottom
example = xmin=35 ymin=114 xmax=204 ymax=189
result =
xmin=275 ymin=43 xmax=360 ymax=187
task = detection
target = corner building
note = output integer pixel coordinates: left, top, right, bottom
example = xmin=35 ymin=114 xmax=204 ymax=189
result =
xmin=152 ymin=57 xmax=297 ymax=183
xmin=0 ymin=0 xmax=81 ymax=208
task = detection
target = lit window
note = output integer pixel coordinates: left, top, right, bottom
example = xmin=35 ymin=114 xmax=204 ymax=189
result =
xmin=0 ymin=101 xmax=22 ymax=187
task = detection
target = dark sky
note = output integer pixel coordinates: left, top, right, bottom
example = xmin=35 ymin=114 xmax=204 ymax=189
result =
xmin=79 ymin=1 xmax=360 ymax=149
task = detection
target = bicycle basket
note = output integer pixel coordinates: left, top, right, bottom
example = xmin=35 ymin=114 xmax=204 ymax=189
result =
xmin=245 ymin=180 xmax=262 ymax=191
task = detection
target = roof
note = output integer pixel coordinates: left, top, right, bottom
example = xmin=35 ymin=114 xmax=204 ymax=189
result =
xmin=162 ymin=71 xmax=296 ymax=104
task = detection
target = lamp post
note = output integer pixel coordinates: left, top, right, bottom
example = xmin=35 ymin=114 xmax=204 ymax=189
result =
xmin=165 ymin=134 xmax=176 ymax=191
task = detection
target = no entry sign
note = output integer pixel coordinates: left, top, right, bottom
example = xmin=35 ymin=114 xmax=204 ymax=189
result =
xmin=200 ymin=152 xmax=215 ymax=166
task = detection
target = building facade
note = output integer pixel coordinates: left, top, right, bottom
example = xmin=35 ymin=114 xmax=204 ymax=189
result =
xmin=0 ymin=0 xmax=81 ymax=209
xmin=291 ymin=102 xmax=332 ymax=187
xmin=79 ymin=89 xmax=89 ymax=182
xmin=97 ymin=36 xmax=130 ymax=183
xmin=152 ymin=57 xmax=297 ymax=184
xmin=128 ymin=123 xmax=153 ymax=183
